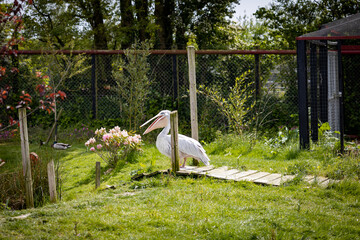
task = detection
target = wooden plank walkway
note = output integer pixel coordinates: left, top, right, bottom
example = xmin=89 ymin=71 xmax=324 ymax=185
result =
xmin=176 ymin=166 xmax=337 ymax=187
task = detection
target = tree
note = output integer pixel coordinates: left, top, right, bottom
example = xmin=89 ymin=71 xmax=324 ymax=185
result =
xmin=255 ymin=0 xmax=360 ymax=49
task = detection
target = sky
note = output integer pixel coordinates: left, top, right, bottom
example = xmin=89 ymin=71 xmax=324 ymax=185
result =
xmin=232 ymin=0 xmax=273 ymax=20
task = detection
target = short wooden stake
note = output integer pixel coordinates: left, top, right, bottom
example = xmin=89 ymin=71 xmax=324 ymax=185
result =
xmin=19 ymin=108 xmax=34 ymax=208
xmin=187 ymin=46 xmax=199 ymax=166
xmin=47 ymin=160 xmax=57 ymax=203
xmin=170 ymin=111 xmax=180 ymax=172
xmin=95 ymin=162 xmax=101 ymax=189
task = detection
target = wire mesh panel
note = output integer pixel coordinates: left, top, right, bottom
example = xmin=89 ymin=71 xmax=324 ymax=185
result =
xmin=0 ymin=50 xmax=330 ymax=142
xmin=327 ymin=50 xmax=340 ymax=133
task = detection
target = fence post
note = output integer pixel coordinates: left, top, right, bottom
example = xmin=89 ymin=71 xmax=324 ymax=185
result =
xmin=95 ymin=162 xmax=101 ymax=189
xmin=19 ymin=108 xmax=34 ymax=208
xmin=319 ymin=41 xmax=328 ymax=123
xmin=297 ymin=40 xmax=310 ymax=149
xmin=310 ymin=43 xmax=318 ymax=142
xmin=187 ymin=46 xmax=199 ymax=166
xmin=170 ymin=111 xmax=180 ymax=172
xmin=47 ymin=160 xmax=57 ymax=203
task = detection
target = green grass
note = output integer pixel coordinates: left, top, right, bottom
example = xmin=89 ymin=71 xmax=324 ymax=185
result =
xmin=1 ymin=134 xmax=360 ymax=239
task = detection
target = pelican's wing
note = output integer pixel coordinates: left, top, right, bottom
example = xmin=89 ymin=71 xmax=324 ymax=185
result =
xmin=177 ymin=134 xmax=210 ymax=165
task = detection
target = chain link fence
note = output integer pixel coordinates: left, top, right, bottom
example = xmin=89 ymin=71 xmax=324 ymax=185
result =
xmin=2 ymin=50 xmax=300 ymax=141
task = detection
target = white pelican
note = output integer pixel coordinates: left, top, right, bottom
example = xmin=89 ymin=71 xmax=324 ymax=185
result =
xmin=140 ymin=110 xmax=210 ymax=167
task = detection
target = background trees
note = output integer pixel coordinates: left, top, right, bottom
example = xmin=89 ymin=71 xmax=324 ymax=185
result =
xmin=255 ymin=0 xmax=360 ymax=49
xmin=21 ymin=0 xmax=240 ymax=50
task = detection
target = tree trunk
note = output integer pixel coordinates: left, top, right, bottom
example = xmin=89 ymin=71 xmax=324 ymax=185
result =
xmin=154 ymin=0 xmax=174 ymax=49
xmin=91 ymin=0 xmax=108 ymax=50
xmin=135 ymin=0 xmax=149 ymax=42
xmin=120 ymin=0 xmax=134 ymax=49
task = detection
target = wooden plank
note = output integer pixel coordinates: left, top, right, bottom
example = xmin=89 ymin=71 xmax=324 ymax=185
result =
xmin=237 ymin=172 xmax=271 ymax=182
xmin=95 ymin=162 xmax=101 ymax=189
xmin=253 ymin=173 xmax=282 ymax=185
xmin=314 ymin=176 xmax=328 ymax=183
xmin=319 ymin=179 xmax=330 ymax=187
xmin=268 ymin=175 xmax=295 ymax=186
xmin=180 ymin=166 xmax=197 ymax=170
xmin=19 ymin=108 xmax=34 ymax=208
xmin=208 ymin=169 xmax=240 ymax=179
xmin=199 ymin=166 xmax=228 ymax=175
xmin=303 ymin=175 xmax=315 ymax=183
xmin=227 ymin=170 xmax=258 ymax=180
xmin=170 ymin=111 xmax=180 ymax=172
xmin=47 ymin=160 xmax=57 ymax=203
xmin=187 ymin=165 xmax=215 ymax=173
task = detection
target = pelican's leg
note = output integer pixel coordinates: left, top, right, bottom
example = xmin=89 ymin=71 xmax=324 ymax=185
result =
xmin=181 ymin=158 xmax=187 ymax=168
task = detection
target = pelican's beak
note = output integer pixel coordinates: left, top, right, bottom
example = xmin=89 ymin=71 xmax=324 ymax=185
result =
xmin=140 ymin=113 xmax=167 ymax=135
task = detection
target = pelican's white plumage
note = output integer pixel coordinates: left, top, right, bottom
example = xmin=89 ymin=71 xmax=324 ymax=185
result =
xmin=141 ymin=110 xmax=210 ymax=167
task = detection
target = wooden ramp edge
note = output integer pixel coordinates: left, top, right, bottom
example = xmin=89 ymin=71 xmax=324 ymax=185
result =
xmin=176 ymin=166 xmax=335 ymax=187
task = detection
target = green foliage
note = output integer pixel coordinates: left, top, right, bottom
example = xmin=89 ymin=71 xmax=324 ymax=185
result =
xmin=112 ymin=41 xmax=152 ymax=131
xmin=255 ymin=0 xmax=360 ymax=48
xmin=199 ymin=70 xmax=255 ymax=135
xmin=264 ymin=126 xmax=299 ymax=149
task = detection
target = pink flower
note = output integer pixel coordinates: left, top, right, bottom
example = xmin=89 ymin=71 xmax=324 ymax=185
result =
xmin=97 ymin=144 xmax=102 ymax=150
xmin=102 ymin=134 xmax=112 ymax=142
xmin=121 ymin=130 xmax=128 ymax=137
xmin=90 ymin=147 xmax=95 ymax=152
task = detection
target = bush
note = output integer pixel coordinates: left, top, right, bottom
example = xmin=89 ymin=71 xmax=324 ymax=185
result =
xmin=85 ymin=126 xmax=143 ymax=168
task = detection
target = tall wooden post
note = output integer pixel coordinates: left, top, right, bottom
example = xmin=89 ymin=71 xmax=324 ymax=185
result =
xmin=187 ymin=46 xmax=199 ymax=166
xmin=95 ymin=162 xmax=101 ymax=188
xmin=47 ymin=160 xmax=57 ymax=203
xmin=19 ymin=108 xmax=34 ymax=208
xmin=170 ymin=111 xmax=180 ymax=172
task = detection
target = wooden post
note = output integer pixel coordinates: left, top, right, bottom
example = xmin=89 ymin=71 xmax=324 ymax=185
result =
xmin=95 ymin=162 xmax=101 ymax=188
xmin=170 ymin=111 xmax=180 ymax=172
xmin=187 ymin=46 xmax=199 ymax=166
xmin=47 ymin=160 xmax=57 ymax=203
xmin=19 ymin=108 xmax=34 ymax=208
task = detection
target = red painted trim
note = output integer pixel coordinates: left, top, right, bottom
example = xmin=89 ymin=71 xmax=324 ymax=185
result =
xmin=342 ymin=50 xmax=360 ymax=54
xmin=342 ymin=45 xmax=360 ymax=50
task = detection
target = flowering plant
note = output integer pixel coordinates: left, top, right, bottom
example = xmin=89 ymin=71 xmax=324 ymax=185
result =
xmin=85 ymin=126 xmax=142 ymax=167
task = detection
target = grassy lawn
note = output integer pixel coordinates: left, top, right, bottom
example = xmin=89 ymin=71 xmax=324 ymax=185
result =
xmin=1 ymin=134 xmax=360 ymax=239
